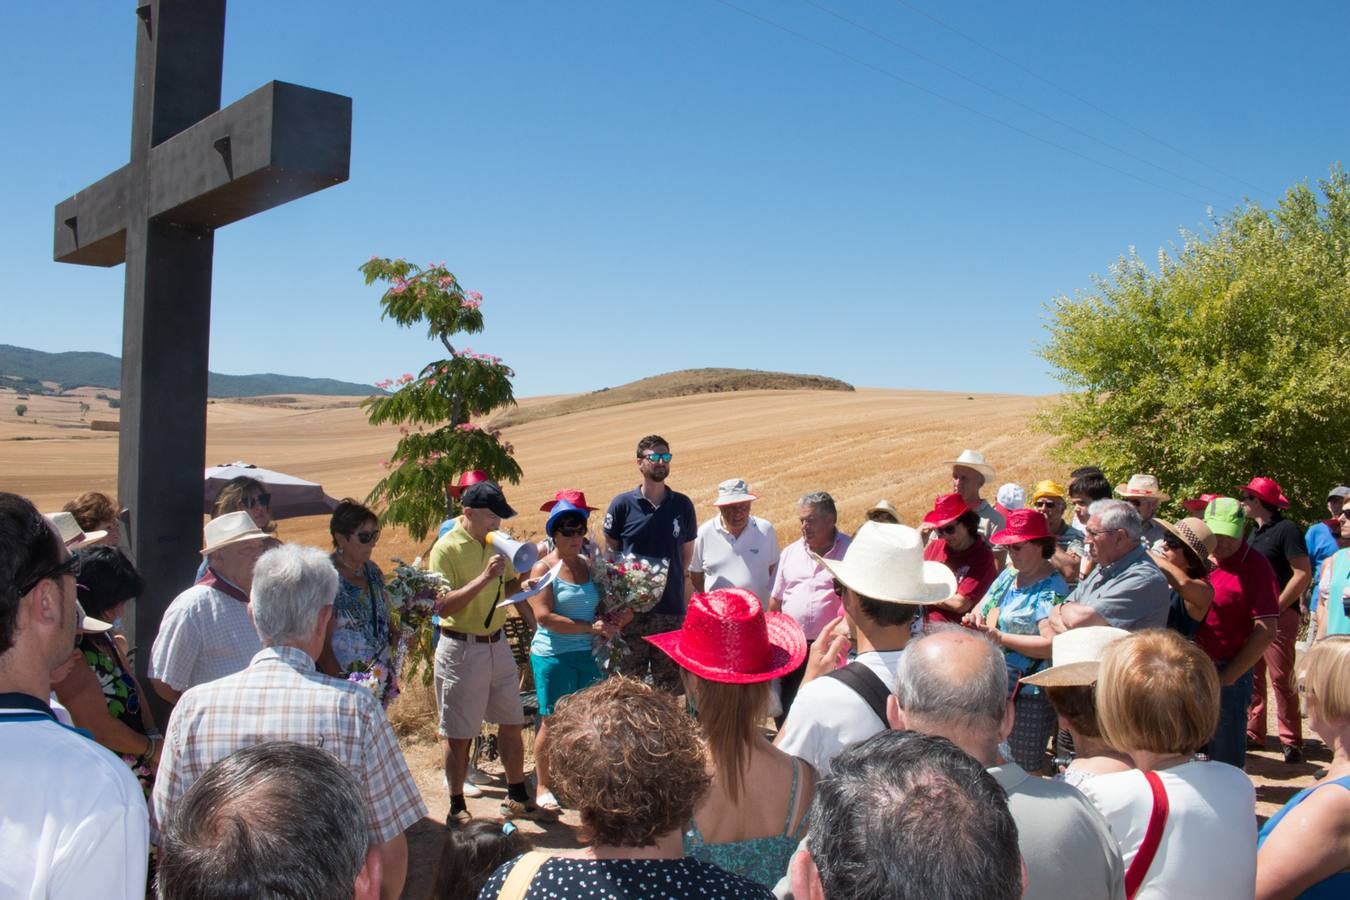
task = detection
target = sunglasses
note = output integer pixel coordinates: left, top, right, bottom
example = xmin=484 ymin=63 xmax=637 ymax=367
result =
xmin=1161 ymin=535 xmax=1187 ymax=552
xmin=937 ymin=523 xmax=959 ymax=536
xmin=555 ymin=522 xmax=588 ymax=537
xmin=642 ymin=452 xmax=673 ymax=463
xmin=243 ymin=493 xmax=272 ymax=510
xmin=1032 ymin=500 xmax=1061 ymax=509
xmin=1340 ymin=509 xmax=1350 ymax=520
xmin=352 ymin=529 xmax=380 ymax=545
xmin=18 ymin=554 xmax=82 ymax=596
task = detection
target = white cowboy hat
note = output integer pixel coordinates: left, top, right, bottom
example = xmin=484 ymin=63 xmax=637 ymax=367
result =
xmin=813 ymin=522 xmax=956 ymax=605
xmin=1115 ymin=474 xmax=1170 ymax=502
xmin=943 ymin=449 xmax=996 ymax=482
xmin=713 ymin=478 xmax=758 ymax=506
xmin=201 ymin=510 xmax=272 ymax=556
xmin=1020 ymin=626 xmax=1130 ymax=687
xmin=44 ymin=511 xmax=107 ymax=550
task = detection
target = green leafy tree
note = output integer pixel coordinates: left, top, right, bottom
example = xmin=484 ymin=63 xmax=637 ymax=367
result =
xmin=359 ymin=257 xmax=521 ymax=539
xmin=1037 ymin=166 xmax=1350 ymax=522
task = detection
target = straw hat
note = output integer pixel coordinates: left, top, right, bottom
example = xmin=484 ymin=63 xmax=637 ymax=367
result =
xmin=1020 ymin=626 xmax=1130 ymax=687
xmin=943 ymin=449 xmax=996 ymax=481
xmin=201 ymin=511 xmax=272 ymax=556
xmin=645 ymin=588 xmax=806 ymax=684
xmin=865 ymin=499 xmax=902 ymax=524
xmin=813 ymin=522 xmax=956 ymax=605
xmin=1115 ymin=474 xmax=1170 ymax=502
xmin=1156 ymin=517 xmax=1216 ymax=566
xmin=44 ymin=511 xmax=107 ymax=550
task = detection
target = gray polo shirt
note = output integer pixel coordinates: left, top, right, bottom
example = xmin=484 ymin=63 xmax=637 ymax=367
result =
xmin=1066 ymin=544 xmax=1170 ymax=630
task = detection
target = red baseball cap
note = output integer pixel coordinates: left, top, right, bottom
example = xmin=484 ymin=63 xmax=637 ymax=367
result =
xmin=922 ymin=493 xmax=972 ymax=529
xmin=1239 ymin=477 xmax=1289 ymax=510
xmin=645 ymin=588 xmax=806 ymax=684
xmin=990 ymin=509 xmax=1053 ymax=545
xmin=540 ymin=489 xmax=598 ymax=512
xmin=447 ymin=470 xmax=489 ymax=500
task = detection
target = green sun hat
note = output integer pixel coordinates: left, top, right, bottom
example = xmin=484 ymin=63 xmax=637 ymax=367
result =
xmin=1203 ymin=496 xmax=1246 ymax=539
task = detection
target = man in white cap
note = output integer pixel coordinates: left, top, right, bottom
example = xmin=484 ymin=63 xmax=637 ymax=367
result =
xmin=944 ymin=449 xmax=1006 ymax=541
xmin=774 ymin=522 xmax=955 ymax=776
xmin=1115 ymin=474 xmax=1169 ymax=547
xmin=688 ymin=478 xmax=779 ymax=604
xmin=149 ymin=511 xmax=276 ymax=703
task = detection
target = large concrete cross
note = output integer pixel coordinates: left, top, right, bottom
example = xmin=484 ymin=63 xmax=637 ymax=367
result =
xmin=52 ymin=0 xmax=350 ymax=705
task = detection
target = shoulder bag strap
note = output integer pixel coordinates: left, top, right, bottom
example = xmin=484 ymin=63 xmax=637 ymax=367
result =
xmin=824 ymin=662 xmax=891 ymax=725
xmin=498 ymin=850 xmax=552 ymax=900
xmin=1124 ymin=771 xmax=1170 ymax=899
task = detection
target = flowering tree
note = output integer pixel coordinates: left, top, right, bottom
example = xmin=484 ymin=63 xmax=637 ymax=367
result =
xmin=359 ymin=257 xmax=521 ymax=539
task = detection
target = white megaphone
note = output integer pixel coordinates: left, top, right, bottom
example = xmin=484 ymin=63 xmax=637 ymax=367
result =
xmin=486 ymin=531 xmax=539 ymax=573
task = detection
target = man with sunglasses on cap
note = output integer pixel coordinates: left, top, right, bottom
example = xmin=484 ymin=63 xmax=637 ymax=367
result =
xmin=603 ymin=434 xmax=697 ymax=693
xmin=149 ymin=511 xmax=277 ymax=704
xmin=0 ymin=492 xmax=149 ymax=898
xmin=428 ymin=480 xmax=552 ymax=825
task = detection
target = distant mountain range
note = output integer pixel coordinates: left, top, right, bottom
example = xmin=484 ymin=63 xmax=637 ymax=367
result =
xmin=0 ymin=345 xmax=382 ymax=398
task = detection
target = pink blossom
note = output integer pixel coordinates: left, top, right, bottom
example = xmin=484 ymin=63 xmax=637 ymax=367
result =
xmin=467 ymin=291 xmax=483 ymax=302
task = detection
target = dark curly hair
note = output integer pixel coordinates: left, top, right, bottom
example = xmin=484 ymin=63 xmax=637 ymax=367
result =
xmin=329 ymin=498 xmax=378 ymax=549
xmin=548 ymin=677 xmax=710 ymax=848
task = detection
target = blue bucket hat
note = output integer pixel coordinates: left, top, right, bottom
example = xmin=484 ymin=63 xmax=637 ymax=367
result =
xmin=545 ymin=499 xmax=590 ymax=536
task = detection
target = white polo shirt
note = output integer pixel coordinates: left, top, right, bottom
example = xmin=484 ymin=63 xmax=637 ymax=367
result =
xmin=0 ymin=697 xmax=149 ymax=899
xmin=689 ymin=515 xmax=779 ymax=603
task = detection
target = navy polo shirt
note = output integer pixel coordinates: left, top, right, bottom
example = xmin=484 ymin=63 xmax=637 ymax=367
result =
xmin=604 ymin=486 xmax=697 ymax=616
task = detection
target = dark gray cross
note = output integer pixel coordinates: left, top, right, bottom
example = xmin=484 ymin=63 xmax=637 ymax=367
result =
xmin=52 ymin=0 xmax=350 ymax=710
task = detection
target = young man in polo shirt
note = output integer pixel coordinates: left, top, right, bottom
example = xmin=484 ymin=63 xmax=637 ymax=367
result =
xmin=429 ymin=481 xmax=550 ymax=824
xmin=1199 ymin=497 xmax=1279 ymax=769
xmin=603 ymin=434 xmax=696 ymax=692
xmin=688 ymin=478 xmax=779 ymax=604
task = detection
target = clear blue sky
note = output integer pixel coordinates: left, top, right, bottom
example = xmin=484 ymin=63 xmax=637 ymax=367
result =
xmin=4 ymin=1 xmax=1346 ymax=397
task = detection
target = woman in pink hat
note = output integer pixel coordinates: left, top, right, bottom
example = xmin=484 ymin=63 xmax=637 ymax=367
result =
xmin=920 ymin=493 xmax=998 ymax=626
xmin=646 ymin=588 xmax=813 ymax=888
xmin=966 ymin=509 xmax=1069 ymax=771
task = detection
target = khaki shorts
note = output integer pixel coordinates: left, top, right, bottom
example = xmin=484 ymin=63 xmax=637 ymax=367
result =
xmin=434 ymin=633 xmax=526 ymax=739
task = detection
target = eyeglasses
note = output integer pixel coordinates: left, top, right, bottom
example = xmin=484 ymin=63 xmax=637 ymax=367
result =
xmin=18 ymin=554 xmax=82 ymax=597
xmin=243 ymin=493 xmax=272 ymax=510
xmin=937 ymin=523 xmax=959 ymax=536
xmin=1085 ymin=526 xmax=1120 ymax=537
xmin=642 ymin=452 xmax=673 ymax=463
xmin=352 ymin=529 xmax=380 ymax=545
xmin=555 ymin=523 xmax=588 ymax=537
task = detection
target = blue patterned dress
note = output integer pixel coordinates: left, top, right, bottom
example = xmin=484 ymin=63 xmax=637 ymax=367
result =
xmin=330 ymin=559 xmax=397 ymax=704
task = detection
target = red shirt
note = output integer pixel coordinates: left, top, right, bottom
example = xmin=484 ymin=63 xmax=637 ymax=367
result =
xmin=923 ymin=538 xmax=998 ymax=624
xmin=1197 ymin=541 xmax=1279 ymax=662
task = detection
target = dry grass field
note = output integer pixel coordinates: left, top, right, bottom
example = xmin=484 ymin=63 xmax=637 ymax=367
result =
xmin=0 ymin=381 xmax=1320 ymax=898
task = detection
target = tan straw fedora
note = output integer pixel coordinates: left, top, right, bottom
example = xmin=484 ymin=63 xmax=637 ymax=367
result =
xmin=1115 ymin=474 xmax=1170 ymax=502
xmin=201 ymin=511 xmax=272 ymax=556
xmin=943 ymin=449 xmax=996 ymax=481
xmin=44 ymin=511 xmax=107 ymax=550
xmin=1020 ymin=626 xmax=1130 ymax=687
xmin=813 ymin=522 xmax=955 ymax=605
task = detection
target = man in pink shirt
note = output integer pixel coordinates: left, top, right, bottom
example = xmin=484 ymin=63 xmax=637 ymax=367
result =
xmin=769 ymin=491 xmax=851 ymax=726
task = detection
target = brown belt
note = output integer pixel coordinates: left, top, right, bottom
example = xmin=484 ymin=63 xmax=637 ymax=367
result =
xmin=440 ymin=627 xmax=503 ymax=644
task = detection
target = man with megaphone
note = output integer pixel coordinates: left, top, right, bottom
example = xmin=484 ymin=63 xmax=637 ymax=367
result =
xmin=427 ymin=480 xmax=555 ymax=827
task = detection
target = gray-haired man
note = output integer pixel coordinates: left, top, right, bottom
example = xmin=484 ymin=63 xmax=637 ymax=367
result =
xmin=1049 ymin=499 xmax=1170 ymax=634
xmin=152 ymin=545 xmax=426 ymax=900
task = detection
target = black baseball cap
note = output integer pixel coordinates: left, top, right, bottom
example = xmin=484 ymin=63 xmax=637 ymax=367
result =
xmin=461 ymin=481 xmax=516 ymax=519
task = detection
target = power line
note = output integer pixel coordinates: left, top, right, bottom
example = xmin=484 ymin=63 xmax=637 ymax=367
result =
xmin=707 ymin=0 xmax=1216 ymax=205
xmin=799 ymin=0 xmax=1240 ymax=203
xmin=889 ymin=0 xmax=1271 ymax=196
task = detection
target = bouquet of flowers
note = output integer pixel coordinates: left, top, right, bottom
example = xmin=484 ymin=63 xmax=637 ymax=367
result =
xmin=346 ymin=660 xmax=394 ymax=704
xmin=589 ymin=550 xmax=670 ymax=670
xmin=384 ymin=558 xmax=450 ymax=687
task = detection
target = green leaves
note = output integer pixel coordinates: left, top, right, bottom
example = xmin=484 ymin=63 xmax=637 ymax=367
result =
xmin=1037 ymin=166 xmax=1350 ymax=522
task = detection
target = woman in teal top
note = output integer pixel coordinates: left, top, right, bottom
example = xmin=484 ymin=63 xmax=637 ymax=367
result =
xmin=1256 ymin=636 xmax=1350 ymax=898
xmin=526 ymin=498 xmax=625 ymax=812
xmin=1316 ymin=527 xmax=1350 ymax=638
xmin=645 ymin=587 xmax=813 ymax=889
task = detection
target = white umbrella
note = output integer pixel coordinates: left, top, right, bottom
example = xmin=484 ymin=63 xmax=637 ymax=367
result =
xmin=204 ymin=461 xmax=340 ymax=520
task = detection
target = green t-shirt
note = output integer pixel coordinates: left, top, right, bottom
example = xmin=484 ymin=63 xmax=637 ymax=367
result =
xmin=428 ymin=520 xmax=518 ymax=635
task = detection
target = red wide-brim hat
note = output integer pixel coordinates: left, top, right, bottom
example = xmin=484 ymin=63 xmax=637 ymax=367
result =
xmin=645 ymin=588 xmax=807 ymax=684
xmin=990 ymin=508 xmax=1053 ymax=545
xmin=540 ymin=489 xmax=598 ymax=512
xmin=921 ymin=492 xmax=972 ymax=529
xmin=1240 ymin=477 xmax=1289 ymax=510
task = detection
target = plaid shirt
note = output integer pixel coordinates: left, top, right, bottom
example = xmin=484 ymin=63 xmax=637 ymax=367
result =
xmin=151 ymin=646 xmax=426 ymax=844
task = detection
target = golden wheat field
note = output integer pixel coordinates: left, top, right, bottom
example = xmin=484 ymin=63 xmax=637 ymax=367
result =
xmin=0 ymin=383 xmax=1317 ymax=897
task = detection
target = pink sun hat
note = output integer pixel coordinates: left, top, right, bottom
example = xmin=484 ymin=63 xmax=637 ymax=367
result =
xmin=645 ymin=588 xmax=806 ymax=684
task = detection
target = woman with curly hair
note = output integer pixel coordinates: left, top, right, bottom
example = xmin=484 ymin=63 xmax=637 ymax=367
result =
xmin=480 ymin=677 xmax=774 ymax=899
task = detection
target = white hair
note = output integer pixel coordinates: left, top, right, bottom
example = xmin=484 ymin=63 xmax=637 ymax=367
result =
xmin=1090 ymin=499 xmax=1143 ymax=541
xmin=250 ymin=545 xmax=337 ymax=647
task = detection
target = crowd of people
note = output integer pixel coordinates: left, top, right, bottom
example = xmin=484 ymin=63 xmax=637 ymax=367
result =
xmin=4 ymin=436 xmax=1350 ymax=899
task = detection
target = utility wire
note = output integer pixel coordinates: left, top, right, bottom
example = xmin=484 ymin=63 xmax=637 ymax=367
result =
xmin=708 ymin=0 xmax=1215 ymax=205
xmin=799 ymin=0 xmax=1239 ymax=203
xmin=889 ymin=0 xmax=1270 ymax=196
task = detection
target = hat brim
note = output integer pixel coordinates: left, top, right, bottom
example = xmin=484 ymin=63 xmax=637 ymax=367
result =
xmin=713 ymin=494 xmax=758 ymax=506
xmin=1116 ymin=484 xmax=1171 ymax=502
xmin=466 ymin=499 xmax=517 ymax=519
xmin=1238 ymin=485 xmax=1289 ymax=510
xmin=921 ymin=510 xmax=963 ymax=529
xmin=944 ymin=461 xmax=996 ymax=481
xmin=1155 ymin=519 xmax=1214 ymax=565
xmin=201 ymin=531 xmax=273 ymax=556
xmin=989 ymin=528 xmax=1052 ymax=546
xmin=644 ymin=611 xmax=807 ymax=684
xmin=813 ymin=554 xmax=956 ymax=606
xmin=66 ymin=529 xmax=108 ymax=550
xmin=1020 ymin=660 xmax=1101 ymax=688
xmin=540 ymin=499 xmax=598 ymax=512
xmin=81 ymin=615 xmax=114 ymax=634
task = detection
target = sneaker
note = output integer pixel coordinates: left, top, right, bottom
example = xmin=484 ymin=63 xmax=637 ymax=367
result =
xmin=501 ymin=798 xmax=560 ymax=822
xmin=1282 ymin=744 xmax=1304 ymax=764
xmin=466 ymin=766 xmax=494 ymax=785
xmin=534 ymin=788 xmax=561 ymax=812
xmin=443 ymin=772 xmax=484 ymax=798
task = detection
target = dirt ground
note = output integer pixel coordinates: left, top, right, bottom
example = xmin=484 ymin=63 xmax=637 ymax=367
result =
xmin=0 ymin=384 xmax=1323 ymax=898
